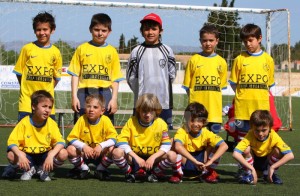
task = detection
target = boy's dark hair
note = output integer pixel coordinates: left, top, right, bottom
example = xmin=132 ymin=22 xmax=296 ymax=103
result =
xmin=240 ymin=23 xmax=262 ymax=40
xmin=31 ymin=90 xmax=54 ymax=108
xmin=32 ymin=11 xmax=56 ymax=32
xmin=184 ymin=102 xmax=208 ymax=123
xmin=250 ymin=110 xmax=273 ymax=129
xmin=85 ymin=94 xmax=106 ymax=108
xmin=200 ymin=24 xmax=219 ymax=39
xmin=89 ymin=13 xmax=112 ymax=31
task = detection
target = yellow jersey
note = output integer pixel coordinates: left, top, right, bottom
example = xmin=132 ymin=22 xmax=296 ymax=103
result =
xmin=67 ymin=114 xmax=117 ymax=148
xmin=182 ymin=53 xmax=227 ymax=123
xmin=13 ymin=42 xmax=62 ymax=114
xmin=116 ymin=116 xmax=171 ymax=156
xmin=7 ymin=116 xmax=65 ymax=154
xmin=229 ymin=51 xmax=275 ymax=120
xmin=68 ymin=42 xmax=124 ymax=89
xmin=234 ymin=129 xmax=292 ymax=157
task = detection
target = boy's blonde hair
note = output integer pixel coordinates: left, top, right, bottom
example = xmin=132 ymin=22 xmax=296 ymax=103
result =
xmin=31 ymin=90 xmax=54 ymax=109
xmin=135 ymin=93 xmax=162 ymax=118
xmin=85 ymin=94 xmax=106 ymax=108
xmin=250 ymin=110 xmax=273 ymax=129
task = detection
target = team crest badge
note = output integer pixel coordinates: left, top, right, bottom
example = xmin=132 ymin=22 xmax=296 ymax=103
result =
xmin=217 ymin=65 xmax=223 ymax=73
xmin=46 ymin=133 xmax=51 ymax=143
xmin=159 ymin=59 xmax=166 ymax=69
xmin=106 ymin=55 xmax=112 ymax=64
xmin=263 ymin=64 xmax=270 ymax=71
xmin=154 ymin=132 xmax=162 ymax=142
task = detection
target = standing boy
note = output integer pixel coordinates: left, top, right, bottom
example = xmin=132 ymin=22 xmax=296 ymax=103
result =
xmin=233 ymin=110 xmax=294 ymax=185
xmin=13 ymin=12 xmax=62 ymax=121
xmin=2 ymin=90 xmax=68 ymax=181
xmin=182 ymin=24 xmax=227 ymax=133
xmin=126 ymin=13 xmax=177 ymax=130
xmin=229 ymin=23 xmax=275 ymax=141
xmin=68 ymin=13 xmax=124 ymax=123
xmin=66 ymin=94 xmax=118 ymax=180
xmin=174 ymin=102 xmax=228 ymax=183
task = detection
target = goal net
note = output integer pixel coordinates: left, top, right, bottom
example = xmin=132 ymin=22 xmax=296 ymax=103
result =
xmin=0 ymin=0 xmax=292 ymax=130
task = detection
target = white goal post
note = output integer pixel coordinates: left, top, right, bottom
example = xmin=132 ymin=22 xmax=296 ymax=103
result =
xmin=0 ymin=0 xmax=292 ymax=130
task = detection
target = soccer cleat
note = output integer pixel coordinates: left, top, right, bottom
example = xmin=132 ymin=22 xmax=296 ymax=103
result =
xmin=125 ymin=173 xmax=135 ymax=183
xmin=134 ymin=168 xmax=147 ymax=179
xmin=39 ymin=170 xmax=51 ymax=182
xmin=67 ymin=167 xmax=90 ymax=179
xmin=239 ymin=173 xmax=254 ymax=184
xmin=94 ymin=170 xmax=111 ymax=181
xmin=168 ymin=173 xmax=183 ymax=184
xmin=200 ymin=168 xmax=219 ymax=183
xmin=263 ymin=174 xmax=283 ymax=185
xmin=147 ymin=173 xmax=158 ymax=183
xmin=20 ymin=166 xmax=36 ymax=181
xmin=2 ymin=164 xmax=17 ymax=179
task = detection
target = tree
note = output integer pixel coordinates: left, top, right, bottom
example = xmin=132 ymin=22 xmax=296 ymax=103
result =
xmin=291 ymin=41 xmax=300 ymax=61
xmin=0 ymin=43 xmax=18 ymax=65
xmin=206 ymin=0 xmax=242 ymax=68
xmin=119 ymin=33 xmax=126 ymax=53
xmin=125 ymin=36 xmax=139 ymax=53
xmin=53 ymin=40 xmax=75 ymax=66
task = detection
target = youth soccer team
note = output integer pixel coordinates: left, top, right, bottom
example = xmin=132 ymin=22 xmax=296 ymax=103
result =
xmin=1 ymin=11 xmax=294 ymax=185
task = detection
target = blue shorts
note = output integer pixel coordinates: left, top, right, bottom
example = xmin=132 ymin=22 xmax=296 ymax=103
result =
xmin=26 ymin=152 xmax=49 ymax=168
xmin=18 ymin=112 xmax=55 ymax=122
xmin=83 ymin=156 xmax=101 ymax=166
xmin=77 ymin=87 xmax=114 ymax=123
xmin=182 ymin=150 xmax=205 ymax=175
xmin=207 ymin=123 xmax=222 ymax=134
xmin=253 ymin=154 xmax=268 ymax=171
xmin=235 ymin=120 xmax=250 ymax=132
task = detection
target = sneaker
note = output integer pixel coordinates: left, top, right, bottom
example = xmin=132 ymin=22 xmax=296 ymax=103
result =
xmin=39 ymin=170 xmax=51 ymax=182
xmin=239 ymin=173 xmax=254 ymax=184
xmin=147 ymin=173 xmax=158 ymax=183
xmin=135 ymin=168 xmax=146 ymax=178
xmin=2 ymin=165 xmax=17 ymax=179
xmin=125 ymin=172 xmax=135 ymax=183
xmin=20 ymin=166 xmax=36 ymax=181
xmin=67 ymin=167 xmax=90 ymax=179
xmin=94 ymin=170 xmax=111 ymax=181
xmin=168 ymin=173 xmax=183 ymax=184
xmin=263 ymin=174 xmax=283 ymax=185
xmin=201 ymin=168 xmax=219 ymax=183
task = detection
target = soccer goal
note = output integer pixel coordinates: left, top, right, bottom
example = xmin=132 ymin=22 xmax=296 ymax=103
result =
xmin=0 ymin=0 xmax=292 ymax=130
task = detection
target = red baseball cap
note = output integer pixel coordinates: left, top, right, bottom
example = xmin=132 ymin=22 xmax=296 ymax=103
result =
xmin=140 ymin=13 xmax=162 ymax=27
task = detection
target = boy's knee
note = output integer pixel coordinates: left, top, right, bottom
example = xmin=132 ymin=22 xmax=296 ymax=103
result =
xmin=112 ymin=148 xmax=125 ymax=159
xmin=57 ymin=149 xmax=68 ymax=161
xmin=67 ymin=145 xmax=80 ymax=157
xmin=166 ymin=150 xmax=177 ymax=163
xmin=270 ymin=147 xmax=282 ymax=158
xmin=7 ymin=151 xmax=17 ymax=163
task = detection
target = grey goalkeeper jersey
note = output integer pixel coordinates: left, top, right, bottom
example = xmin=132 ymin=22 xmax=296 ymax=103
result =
xmin=126 ymin=42 xmax=177 ymax=109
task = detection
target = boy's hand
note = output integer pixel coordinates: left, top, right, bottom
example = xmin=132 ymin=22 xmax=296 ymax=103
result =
xmin=43 ymin=154 xmax=54 ymax=172
xmin=93 ymin=145 xmax=102 ymax=159
xmin=72 ymin=96 xmax=80 ymax=113
xmin=268 ymin=165 xmax=275 ymax=183
xmin=135 ymin=156 xmax=146 ymax=168
xmin=18 ymin=152 xmax=31 ymax=171
xmin=196 ymin=161 xmax=205 ymax=171
xmin=83 ymin=145 xmax=94 ymax=159
xmin=251 ymin=168 xmax=258 ymax=185
xmin=145 ymin=156 xmax=156 ymax=170
xmin=107 ymin=99 xmax=118 ymax=114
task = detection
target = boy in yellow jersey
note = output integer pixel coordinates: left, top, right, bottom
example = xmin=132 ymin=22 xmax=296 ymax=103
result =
xmin=174 ymin=102 xmax=228 ymax=183
xmin=233 ymin=110 xmax=294 ymax=185
xmin=66 ymin=94 xmax=118 ymax=180
xmin=182 ymin=24 xmax=227 ymax=134
xmin=229 ymin=23 xmax=275 ymax=142
xmin=68 ymin=13 xmax=125 ymax=124
xmin=2 ymin=90 xmax=67 ymax=181
xmin=13 ymin=12 xmax=62 ymax=121
xmin=112 ymin=94 xmax=183 ymax=183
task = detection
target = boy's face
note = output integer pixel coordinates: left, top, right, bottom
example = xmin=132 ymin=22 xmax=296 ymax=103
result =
xmin=253 ymin=125 xmax=270 ymax=141
xmin=242 ymin=35 xmax=262 ymax=53
xmin=139 ymin=110 xmax=155 ymax=124
xmin=187 ymin=117 xmax=205 ymax=134
xmin=85 ymin=99 xmax=105 ymax=123
xmin=90 ymin=24 xmax=111 ymax=45
xmin=142 ymin=24 xmax=161 ymax=45
xmin=34 ymin=22 xmax=54 ymax=47
xmin=32 ymin=98 xmax=53 ymax=123
xmin=200 ymin=33 xmax=219 ymax=55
